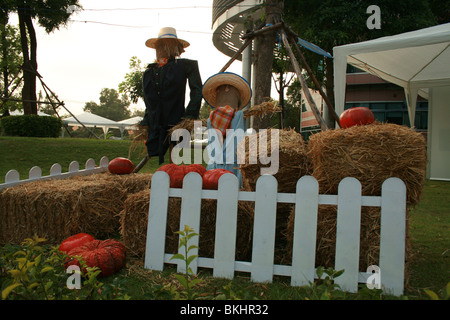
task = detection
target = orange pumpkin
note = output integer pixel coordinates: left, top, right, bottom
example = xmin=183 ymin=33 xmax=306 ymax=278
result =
xmin=59 ymin=233 xmax=95 ymax=254
xmin=65 ymin=239 xmax=127 ymax=277
xmin=202 ymin=169 xmax=234 ymax=190
xmin=339 ymin=107 xmax=375 ymax=129
xmin=157 ymin=164 xmax=206 ymax=188
xmin=108 ymin=157 xmax=134 ymax=175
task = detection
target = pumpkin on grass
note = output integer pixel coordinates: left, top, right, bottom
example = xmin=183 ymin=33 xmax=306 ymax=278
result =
xmin=65 ymin=239 xmax=127 ymax=277
xmin=59 ymin=233 xmax=95 ymax=254
xmin=202 ymin=169 xmax=234 ymax=190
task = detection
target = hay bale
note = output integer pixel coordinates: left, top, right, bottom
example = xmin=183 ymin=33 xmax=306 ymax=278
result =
xmin=0 ymin=178 xmax=127 ymax=245
xmin=239 ymin=128 xmax=310 ymax=193
xmin=119 ymin=191 xmax=254 ymax=260
xmin=71 ymin=172 xmax=153 ymax=194
xmin=307 ymin=122 xmax=427 ymax=206
xmin=119 ymin=190 xmax=151 ymax=256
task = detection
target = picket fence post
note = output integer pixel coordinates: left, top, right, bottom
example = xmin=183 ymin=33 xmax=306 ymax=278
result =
xmin=144 ymin=171 xmax=407 ymax=296
xmin=379 ymin=177 xmax=406 ymax=296
xmin=290 ymin=175 xmax=319 ymax=286
xmin=0 ymin=156 xmax=109 ymax=190
xmin=251 ymin=175 xmax=278 ymax=283
xmin=213 ymin=173 xmax=240 ymax=279
xmin=334 ymin=177 xmax=362 ymax=293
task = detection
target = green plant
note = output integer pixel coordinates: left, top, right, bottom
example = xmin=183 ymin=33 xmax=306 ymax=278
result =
xmin=0 ymin=235 xmax=129 ymax=300
xmin=1 ymin=115 xmax=61 ymax=137
xmin=301 ymin=267 xmax=346 ymax=300
xmin=170 ymin=225 xmax=203 ymax=299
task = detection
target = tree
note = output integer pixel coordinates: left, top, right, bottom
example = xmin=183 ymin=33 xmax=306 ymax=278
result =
xmin=84 ymin=88 xmax=131 ymax=121
xmin=252 ymin=0 xmax=284 ymax=130
xmin=118 ymin=56 xmax=145 ymax=104
xmin=283 ymin=0 xmax=438 ymax=128
xmin=0 ymin=21 xmax=23 ymax=115
xmin=1 ymin=0 xmax=82 ymax=115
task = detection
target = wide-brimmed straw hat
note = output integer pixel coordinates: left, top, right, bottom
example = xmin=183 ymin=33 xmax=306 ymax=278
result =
xmin=202 ymin=72 xmax=252 ymax=109
xmin=145 ymin=27 xmax=190 ymax=48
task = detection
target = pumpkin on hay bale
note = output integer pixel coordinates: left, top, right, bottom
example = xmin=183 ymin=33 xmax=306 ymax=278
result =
xmin=307 ymin=121 xmax=427 ymax=205
xmin=119 ymin=189 xmax=254 ymax=261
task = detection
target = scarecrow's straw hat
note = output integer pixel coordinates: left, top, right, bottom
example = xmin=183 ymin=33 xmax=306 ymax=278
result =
xmin=202 ymin=72 xmax=252 ymax=109
xmin=145 ymin=27 xmax=190 ymax=48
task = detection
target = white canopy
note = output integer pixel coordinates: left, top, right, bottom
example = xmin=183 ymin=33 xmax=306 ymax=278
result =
xmin=333 ymin=23 xmax=450 ymax=180
xmin=118 ymin=116 xmax=143 ymax=130
xmin=10 ymin=110 xmax=51 ymax=116
xmin=63 ymin=112 xmax=122 ymax=136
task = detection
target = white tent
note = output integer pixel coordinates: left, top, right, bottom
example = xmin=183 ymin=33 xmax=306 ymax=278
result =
xmin=333 ymin=23 xmax=450 ymax=180
xmin=118 ymin=116 xmax=143 ymax=130
xmin=10 ymin=110 xmax=52 ymax=116
xmin=63 ymin=112 xmax=122 ymax=138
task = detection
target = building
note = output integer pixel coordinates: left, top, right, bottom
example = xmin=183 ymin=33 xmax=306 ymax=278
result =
xmin=344 ymin=67 xmax=428 ymax=133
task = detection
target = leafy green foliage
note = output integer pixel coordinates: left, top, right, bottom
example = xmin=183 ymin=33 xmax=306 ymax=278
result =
xmin=119 ymin=56 xmax=146 ymax=104
xmin=83 ymin=88 xmax=131 ymax=121
xmin=1 ymin=115 xmax=61 ymax=137
xmin=170 ymin=225 xmax=202 ymax=299
xmin=0 ymin=236 xmax=130 ymax=300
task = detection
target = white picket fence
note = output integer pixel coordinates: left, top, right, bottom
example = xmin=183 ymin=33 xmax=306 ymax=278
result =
xmin=144 ymin=171 xmax=407 ymax=296
xmin=0 ymin=156 xmax=110 ymax=190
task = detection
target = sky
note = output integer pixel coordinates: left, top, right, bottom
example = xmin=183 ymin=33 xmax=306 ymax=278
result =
xmin=9 ymin=0 xmax=244 ymax=117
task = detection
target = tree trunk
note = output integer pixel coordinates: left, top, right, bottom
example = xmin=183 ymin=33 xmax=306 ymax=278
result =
xmin=252 ymin=0 xmax=284 ymax=130
xmin=18 ymin=8 xmax=37 ymax=115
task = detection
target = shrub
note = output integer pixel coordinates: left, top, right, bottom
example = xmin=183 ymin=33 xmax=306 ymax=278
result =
xmin=1 ymin=115 xmax=61 ymax=137
xmin=0 ymin=236 xmax=130 ymax=300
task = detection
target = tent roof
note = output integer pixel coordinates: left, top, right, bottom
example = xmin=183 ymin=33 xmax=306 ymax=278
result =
xmin=333 ymin=23 xmax=450 ymax=123
xmin=10 ymin=110 xmax=52 ymax=116
xmin=63 ymin=112 xmax=121 ymax=128
xmin=118 ymin=116 xmax=143 ymax=125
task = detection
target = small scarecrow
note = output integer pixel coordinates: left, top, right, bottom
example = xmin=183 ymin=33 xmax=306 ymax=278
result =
xmin=202 ymin=72 xmax=252 ymax=187
xmin=141 ymin=27 xmax=203 ymax=164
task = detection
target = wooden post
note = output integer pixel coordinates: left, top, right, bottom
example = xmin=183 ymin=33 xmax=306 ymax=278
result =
xmin=286 ymin=33 xmax=341 ymax=127
xmin=280 ymin=30 xmax=328 ymax=131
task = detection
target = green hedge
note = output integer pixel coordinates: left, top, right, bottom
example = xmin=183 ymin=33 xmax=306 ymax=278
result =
xmin=1 ymin=115 xmax=62 ymax=137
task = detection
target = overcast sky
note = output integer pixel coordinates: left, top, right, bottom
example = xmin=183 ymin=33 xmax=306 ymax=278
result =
xmin=9 ymin=0 xmax=243 ymax=116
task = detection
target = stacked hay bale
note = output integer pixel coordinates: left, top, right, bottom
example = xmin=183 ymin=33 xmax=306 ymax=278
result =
xmin=119 ymin=190 xmax=254 ymax=260
xmin=0 ymin=172 xmax=153 ymax=245
xmin=306 ymin=122 xmax=426 ymax=205
xmin=284 ymin=122 xmax=427 ymax=272
xmin=0 ymin=178 xmax=125 ymax=245
xmin=71 ymin=172 xmax=153 ymax=195
xmin=238 ymin=128 xmax=310 ymax=262
xmin=239 ymin=128 xmax=310 ymax=193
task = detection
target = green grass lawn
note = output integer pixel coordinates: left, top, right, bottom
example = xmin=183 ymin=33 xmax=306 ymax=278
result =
xmin=0 ymin=136 xmax=164 ymax=182
xmin=0 ymin=136 xmax=448 ymax=300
